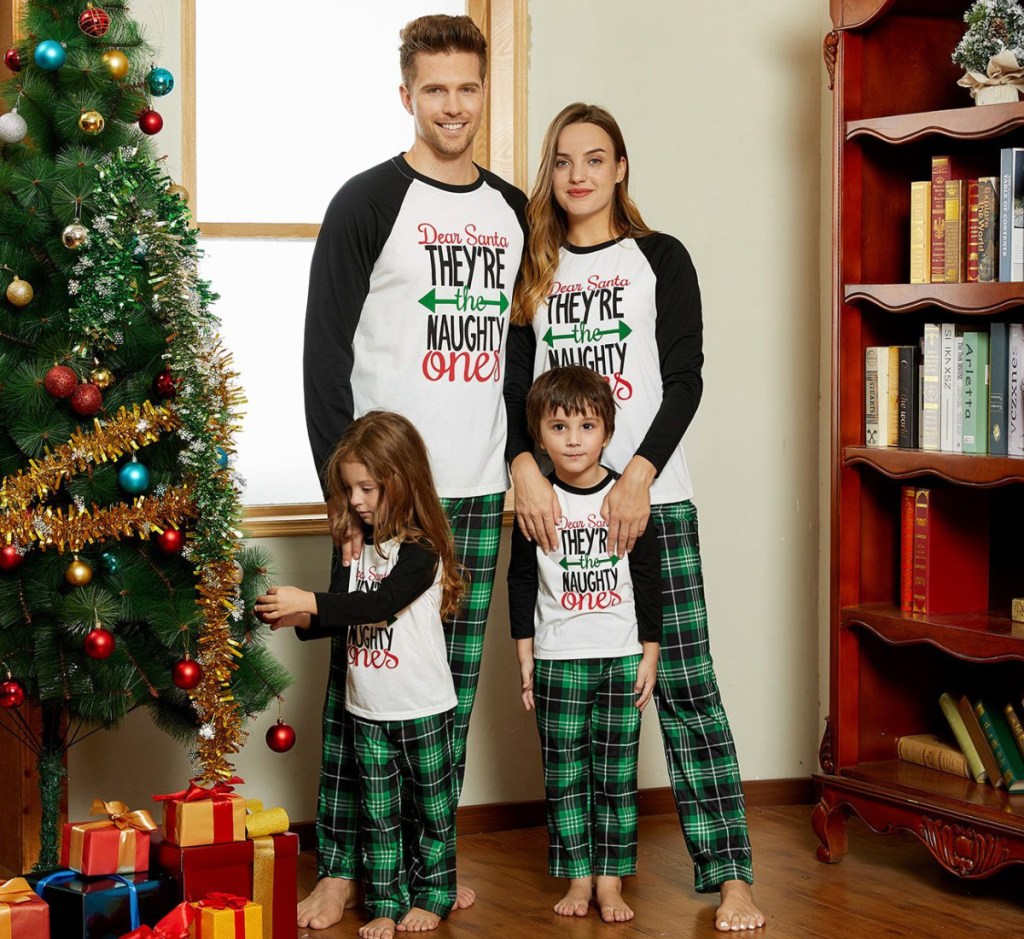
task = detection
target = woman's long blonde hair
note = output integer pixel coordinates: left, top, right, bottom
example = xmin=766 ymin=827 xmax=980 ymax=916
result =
xmin=511 ymin=103 xmax=653 ymax=327
xmin=324 ymin=411 xmax=465 ymax=619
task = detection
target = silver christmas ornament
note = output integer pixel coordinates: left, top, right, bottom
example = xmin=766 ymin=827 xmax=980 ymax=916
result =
xmin=62 ymin=222 xmax=89 ymax=249
xmin=0 ymin=109 xmax=27 ymax=144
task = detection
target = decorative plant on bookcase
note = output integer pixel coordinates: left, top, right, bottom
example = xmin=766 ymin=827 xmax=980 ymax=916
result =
xmin=953 ymin=0 xmax=1024 ymax=103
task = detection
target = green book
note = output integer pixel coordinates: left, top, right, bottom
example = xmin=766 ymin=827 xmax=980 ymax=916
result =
xmin=939 ymin=692 xmax=987 ymax=783
xmin=975 ymin=699 xmax=1024 ymax=792
xmin=962 ymin=330 xmax=990 ymax=454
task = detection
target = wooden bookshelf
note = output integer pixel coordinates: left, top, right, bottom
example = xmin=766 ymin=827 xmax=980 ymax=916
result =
xmin=817 ymin=0 xmax=1024 ymax=880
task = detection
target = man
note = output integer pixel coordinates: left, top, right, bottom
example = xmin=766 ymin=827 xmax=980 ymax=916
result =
xmin=300 ymin=14 xmax=527 ymax=931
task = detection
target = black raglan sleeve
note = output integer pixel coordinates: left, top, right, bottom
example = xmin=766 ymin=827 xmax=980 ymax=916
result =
xmin=633 ymin=234 xmax=704 ymax=474
xmin=507 ymin=523 xmax=539 ymax=639
xmin=627 ymin=522 xmax=662 ymax=644
xmin=503 ymin=322 xmax=538 ymax=464
xmin=303 ymin=163 xmax=408 ymax=496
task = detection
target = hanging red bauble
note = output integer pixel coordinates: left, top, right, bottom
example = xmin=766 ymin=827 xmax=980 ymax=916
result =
xmin=4 ymin=47 xmax=20 ymax=72
xmin=0 ymin=677 xmax=25 ymax=709
xmin=138 ymin=109 xmax=163 ymax=135
xmin=153 ymin=368 xmax=177 ymax=399
xmin=78 ymin=5 xmax=111 ymax=38
xmin=0 ymin=544 xmax=23 ymax=572
xmin=155 ymin=527 xmax=184 ymax=554
xmin=172 ymin=656 xmax=203 ymax=690
xmin=266 ymin=719 xmax=296 ymax=753
xmin=70 ymin=382 xmax=103 ymax=416
xmin=44 ymin=364 xmax=78 ymax=399
xmin=84 ymin=626 xmax=115 ymax=659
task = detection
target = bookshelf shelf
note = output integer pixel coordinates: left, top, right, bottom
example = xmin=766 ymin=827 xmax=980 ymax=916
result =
xmin=820 ymin=0 xmax=1024 ymax=881
xmin=842 ymin=603 xmax=1024 ymax=662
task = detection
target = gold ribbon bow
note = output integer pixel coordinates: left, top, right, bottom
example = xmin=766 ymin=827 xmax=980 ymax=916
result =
xmin=91 ymin=798 xmax=159 ymax=832
xmin=0 ymin=879 xmax=34 ymax=904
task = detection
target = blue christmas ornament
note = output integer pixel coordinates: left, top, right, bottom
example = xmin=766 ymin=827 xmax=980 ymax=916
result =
xmin=146 ymin=66 xmax=174 ymax=96
xmin=34 ymin=40 xmax=66 ymax=70
xmin=100 ymin=550 xmax=119 ymax=575
xmin=118 ymin=460 xmax=150 ymax=494
xmin=215 ymin=446 xmax=229 ymax=469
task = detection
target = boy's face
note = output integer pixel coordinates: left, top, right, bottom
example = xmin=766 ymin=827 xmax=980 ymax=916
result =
xmin=400 ymin=50 xmax=486 ymax=161
xmin=538 ymin=406 xmax=609 ymax=489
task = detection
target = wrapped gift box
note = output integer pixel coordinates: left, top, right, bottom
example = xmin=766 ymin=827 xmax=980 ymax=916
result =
xmin=28 ymin=871 xmax=175 ymax=939
xmin=189 ymin=896 xmax=261 ymax=939
xmin=61 ymin=801 xmax=157 ymax=876
xmin=156 ymin=787 xmax=245 ymax=848
xmin=153 ymin=833 xmax=297 ymax=939
xmin=0 ymin=877 xmax=49 ymax=939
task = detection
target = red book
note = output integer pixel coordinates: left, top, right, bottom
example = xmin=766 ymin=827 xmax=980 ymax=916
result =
xmin=967 ymin=178 xmax=980 ymax=283
xmin=911 ymin=487 xmax=990 ymax=614
xmin=931 ymin=156 xmax=965 ymax=283
xmin=900 ymin=486 xmax=916 ymax=612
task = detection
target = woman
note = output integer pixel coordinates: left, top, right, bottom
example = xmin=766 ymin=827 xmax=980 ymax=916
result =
xmin=503 ymin=103 xmax=766 ymax=933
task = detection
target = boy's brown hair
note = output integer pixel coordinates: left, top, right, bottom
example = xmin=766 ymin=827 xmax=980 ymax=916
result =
xmin=399 ymin=14 xmax=488 ymax=88
xmin=525 ymin=366 xmax=617 ymax=444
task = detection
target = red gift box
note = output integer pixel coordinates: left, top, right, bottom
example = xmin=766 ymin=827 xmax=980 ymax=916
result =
xmin=61 ymin=800 xmax=157 ymax=876
xmin=153 ymin=833 xmax=296 ymax=939
xmin=0 ymin=878 xmax=48 ymax=939
xmin=153 ymin=781 xmax=245 ymax=848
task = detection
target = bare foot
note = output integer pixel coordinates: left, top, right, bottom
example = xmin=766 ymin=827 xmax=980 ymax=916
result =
xmin=715 ymin=880 xmax=766 ymax=932
xmin=359 ymin=915 xmax=397 ymax=939
xmin=594 ymin=875 xmax=633 ymax=923
xmin=395 ymin=907 xmax=441 ymax=932
xmin=297 ymin=876 xmax=361 ymax=929
xmin=453 ymin=883 xmax=476 ymax=909
xmin=554 ymin=877 xmax=592 ymax=917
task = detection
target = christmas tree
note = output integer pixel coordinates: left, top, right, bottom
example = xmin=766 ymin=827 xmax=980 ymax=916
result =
xmin=953 ymin=0 xmax=1024 ymax=73
xmin=0 ymin=1 xmax=290 ymax=870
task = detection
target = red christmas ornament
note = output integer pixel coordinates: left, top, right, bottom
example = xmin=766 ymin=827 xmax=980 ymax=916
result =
xmin=172 ymin=656 xmax=203 ymax=690
xmin=153 ymin=368 xmax=177 ymax=399
xmin=78 ymin=5 xmax=111 ymax=37
xmin=0 ymin=544 xmax=23 ymax=572
xmin=266 ymin=719 xmax=296 ymax=753
xmin=70 ymin=382 xmax=103 ymax=416
xmin=138 ymin=109 xmax=163 ymax=135
xmin=84 ymin=626 xmax=115 ymax=659
xmin=0 ymin=677 xmax=25 ymax=709
xmin=155 ymin=527 xmax=184 ymax=554
xmin=4 ymin=47 xmax=20 ymax=72
xmin=44 ymin=364 xmax=78 ymax=399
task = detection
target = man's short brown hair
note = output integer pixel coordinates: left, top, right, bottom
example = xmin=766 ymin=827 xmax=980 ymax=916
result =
xmin=525 ymin=366 xmax=617 ymax=445
xmin=399 ymin=14 xmax=488 ymax=88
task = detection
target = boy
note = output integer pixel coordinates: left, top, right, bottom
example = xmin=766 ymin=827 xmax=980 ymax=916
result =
xmin=507 ymin=365 xmax=661 ymax=923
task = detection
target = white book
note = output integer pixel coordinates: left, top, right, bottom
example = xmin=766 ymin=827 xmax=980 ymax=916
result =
xmin=940 ymin=323 xmax=956 ymax=450
xmin=865 ymin=346 xmax=882 ymax=447
xmin=954 ymin=334 xmax=964 ymax=453
xmin=1009 ymin=323 xmax=1024 ymax=455
xmin=921 ymin=324 xmax=941 ymax=450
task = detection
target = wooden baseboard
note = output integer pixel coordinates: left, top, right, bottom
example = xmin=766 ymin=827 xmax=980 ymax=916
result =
xmin=290 ymin=776 xmax=814 ymax=850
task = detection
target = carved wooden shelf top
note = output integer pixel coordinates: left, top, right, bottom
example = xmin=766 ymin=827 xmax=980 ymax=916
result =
xmin=846 ymin=101 xmax=1024 ymax=144
xmin=843 ymin=283 xmax=1024 ymax=315
xmin=842 ymin=446 xmax=1024 ymax=487
xmin=842 ymin=603 xmax=1024 ymax=662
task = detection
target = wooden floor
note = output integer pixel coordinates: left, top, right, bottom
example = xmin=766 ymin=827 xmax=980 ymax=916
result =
xmin=294 ymin=805 xmax=1024 ymax=938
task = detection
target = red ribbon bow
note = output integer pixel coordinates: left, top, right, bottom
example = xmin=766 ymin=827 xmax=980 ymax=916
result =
xmin=119 ymin=902 xmax=195 ymax=939
xmin=197 ymin=892 xmax=248 ymax=911
xmin=152 ymin=776 xmax=244 ymax=803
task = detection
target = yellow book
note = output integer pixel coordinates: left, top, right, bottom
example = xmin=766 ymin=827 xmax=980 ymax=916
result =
xmin=910 ymin=180 xmax=931 ymax=284
xmin=897 ymin=732 xmax=970 ymax=779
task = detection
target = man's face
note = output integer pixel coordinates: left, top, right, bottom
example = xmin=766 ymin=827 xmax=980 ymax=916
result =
xmin=400 ymin=51 xmax=486 ymax=160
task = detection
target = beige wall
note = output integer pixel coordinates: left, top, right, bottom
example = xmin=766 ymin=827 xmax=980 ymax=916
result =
xmin=69 ymin=0 xmax=832 ymax=822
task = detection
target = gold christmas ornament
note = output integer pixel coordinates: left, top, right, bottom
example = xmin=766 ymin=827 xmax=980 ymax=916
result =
xmin=89 ymin=366 xmax=115 ymax=389
xmin=78 ymin=109 xmax=105 ymax=135
xmin=65 ymin=556 xmax=93 ymax=587
xmin=166 ymin=183 xmax=190 ymax=203
xmin=101 ymin=49 xmax=129 ymax=79
xmin=62 ymin=223 xmax=89 ymax=249
xmin=5 ymin=276 xmax=33 ymax=307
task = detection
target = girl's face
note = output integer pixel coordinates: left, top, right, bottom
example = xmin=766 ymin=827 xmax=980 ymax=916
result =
xmin=551 ymin=122 xmax=626 ymax=234
xmin=340 ymin=460 xmax=382 ymax=524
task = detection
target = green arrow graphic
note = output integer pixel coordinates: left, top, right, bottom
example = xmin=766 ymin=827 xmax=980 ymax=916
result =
xmin=559 ymin=554 xmax=620 ymax=570
xmin=543 ymin=320 xmax=632 ymax=347
xmin=419 ymin=289 xmax=509 ymax=314
xmin=419 ymin=288 xmax=459 ymax=312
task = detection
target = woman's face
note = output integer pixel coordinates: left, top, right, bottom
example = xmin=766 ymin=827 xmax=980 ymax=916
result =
xmin=551 ymin=122 xmax=626 ymax=233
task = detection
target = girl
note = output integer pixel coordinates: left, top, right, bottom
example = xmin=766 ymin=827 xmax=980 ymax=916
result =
xmin=503 ymin=104 xmax=766 ymax=932
xmin=256 ymin=410 xmax=464 ymax=939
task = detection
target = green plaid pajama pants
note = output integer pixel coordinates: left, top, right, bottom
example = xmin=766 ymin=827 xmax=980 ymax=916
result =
xmin=651 ymin=500 xmax=753 ymax=891
xmin=535 ymin=655 xmax=643 ymax=879
xmin=315 ymin=492 xmax=504 ymax=880
xmin=352 ymin=711 xmax=457 ymax=921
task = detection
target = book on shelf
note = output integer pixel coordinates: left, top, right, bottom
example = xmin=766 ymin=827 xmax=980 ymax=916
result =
xmin=900 ymin=486 xmax=915 ymax=612
xmin=939 ymin=691 xmax=987 ymax=783
xmin=909 ymin=486 xmax=990 ymax=615
xmin=977 ymin=175 xmax=999 ymax=283
xmin=897 ymin=344 xmax=919 ymax=449
xmin=932 ymin=156 xmax=962 ymax=283
xmin=940 ymin=323 xmax=956 ymax=450
xmin=967 ymin=178 xmax=980 ymax=283
xmin=962 ymin=330 xmax=989 ymax=454
xmin=896 ymin=732 xmax=970 ymax=779
xmin=1009 ymin=323 xmax=1024 ymax=456
xmin=975 ymin=700 xmax=1024 ymax=792
xmin=957 ymin=694 xmax=1005 ymax=789
xmin=989 ymin=322 xmax=1009 ymax=456
xmin=954 ymin=332 xmax=964 ymax=453
xmin=944 ymin=179 xmax=966 ymax=283
xmin=865 ymin=346 xmax=881 ymax=447
xmin=1005 ymin=703 xmax=1024 ymax=762
xmin=999 ymin=148 xmax=1024 ymax=282
xmin=921 ymin=324 xmax=941 ymax=450
xmin=910 ymin=180 xmax=931 ymax=285
xmin=885 ymin=345 xmax=899 ymax=447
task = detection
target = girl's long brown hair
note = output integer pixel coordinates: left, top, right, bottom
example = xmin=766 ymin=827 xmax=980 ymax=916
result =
xmin=324 ymin=411 xmax=465 ymax=619
xmin=511 ymin=103 xmax=653 ymax=327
